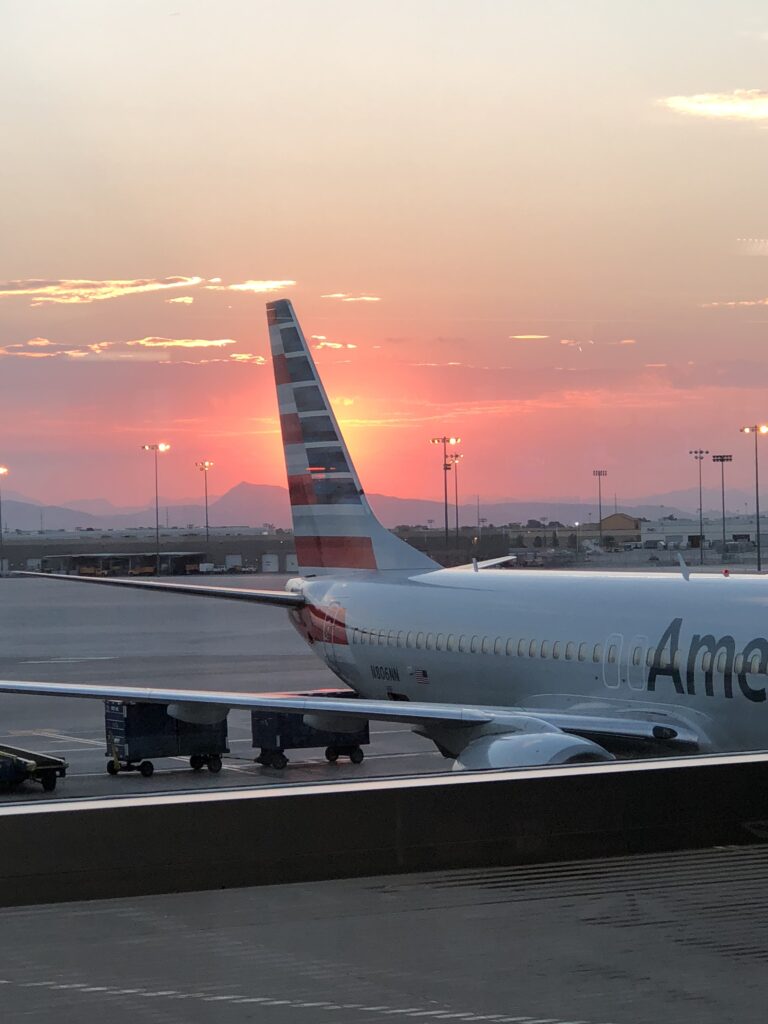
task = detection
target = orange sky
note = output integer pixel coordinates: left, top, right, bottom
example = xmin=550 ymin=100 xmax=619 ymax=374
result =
xmin=2 ymin=2 xmax=768 ymax=507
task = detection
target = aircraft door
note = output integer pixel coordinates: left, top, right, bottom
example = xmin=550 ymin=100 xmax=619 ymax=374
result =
xmin=627 ymin=635 xmax=648 ymax=691
xmin=322 ymin=601 xmax=342 ymax=672
xmin=603 ymin=633 xmax=623 ymax=689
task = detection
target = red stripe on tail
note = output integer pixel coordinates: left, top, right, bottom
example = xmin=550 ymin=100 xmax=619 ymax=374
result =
xmin=295 ymin=535 xmax=377 ymax=569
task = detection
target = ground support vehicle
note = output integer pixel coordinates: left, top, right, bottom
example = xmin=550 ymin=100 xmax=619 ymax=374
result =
xmin=104 ymin=700 xmax=229 ymax=777
xmin=0 ymin=745 xmax=68 ymax=793
xmin=251 ymin=694 xmax=370 ymax=769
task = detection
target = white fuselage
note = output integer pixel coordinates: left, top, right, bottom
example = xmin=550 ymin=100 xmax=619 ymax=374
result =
xmin=291 ymin=568 xmax=768 ymax=753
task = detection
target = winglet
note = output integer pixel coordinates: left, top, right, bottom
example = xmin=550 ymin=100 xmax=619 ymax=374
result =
xmin=677 ymin=553 xmax=690 ymax=581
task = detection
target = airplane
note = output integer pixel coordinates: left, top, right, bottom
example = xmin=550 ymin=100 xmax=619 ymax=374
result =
xmin=2 ymin=298 xmax=768 ymax=770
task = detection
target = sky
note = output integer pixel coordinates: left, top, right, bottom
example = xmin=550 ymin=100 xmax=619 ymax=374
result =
xmin=2 ymin=0 xmax=768 ymax=509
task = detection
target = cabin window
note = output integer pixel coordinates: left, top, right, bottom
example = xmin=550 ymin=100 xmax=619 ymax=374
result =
xmin=608 ymin=645 xmax=617 ymax=665
xmin=446 ymin=634 xmax=456 ymax=651
xmin=632 ymin=647 xmax=642 ymax=667
xmin=387 ymin=630 xmax=396 ymax=646
xmin=397 ymin=631 xmax=406 ymax=647
xmin=458 ymin=635 xmax=469 ymax=653
xmin=565 ymin=642 xmax=576 ymax=660
xmin=406 ymin=632 xmax=416 ymax=649
xmin=553 ymin=641 xmax=561 ymax=660
xmin=734 ymin=654 xmax=744 ymax=673
xmin=506 ymin=639 xmax=516 ymax=656
xmin=352 ymin=628 xmax=359 ymax=644
xmin=578 ymin=643 xmax=587 ymax=662
xmin=425 ymin=633 xmax=434 ymax=650
xmin=481 ymin=636 xmax=491 ymax=654
xmin=646 ymin=647 xmax=655 ymax=667
xmin=468 ymin=635 xmax=478 ymax=653
xmin=541 ymin=641 xmax=550 ymax=658
xmin=750 ymin=654 xmax=761 ymax=674
xmin=435 ymin=633 xmax=445 ymax=651
xmin=593 ymin=644 xmax=603 ymax=663
xmin=517 ymin=639 xmax=527 ymax=657
xmin=494 ymin=637 xmax=504 ymax=655
xmin=716 ymin=651 xmax=727 ymax=673
xmin=379 ymin=630 xmax=387 ymax=645
xmin=528 ymin=640 xmax=538 ymax=658
xmin=701 ymin=652 xmax=712 ymax=672
xmin=416 ymin=632 xmax=425 ymax=649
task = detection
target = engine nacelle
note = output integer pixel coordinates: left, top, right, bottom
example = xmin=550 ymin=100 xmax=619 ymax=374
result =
xmin=167 ymin=702 xmax=229 ymax=725
xmin=453 ymin=731 xmax=614 ymax=771
xmin=302 ymin=712 xmax=364 ymax=733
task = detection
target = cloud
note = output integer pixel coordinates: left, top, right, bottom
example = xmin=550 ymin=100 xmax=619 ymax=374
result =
xmin=321 ymin=293 xmax=381 ymax=302
xmin=736 ymin=238 xmax=768 ymax=256
xmin=702 ymin=296 xmax=768 ymax=308
xmin=509 ymin=334 xmax=550 ymax=340
xmin=313 ymin=341 xmax=358 ymax=350
xmin=205 ymin=280 xmax=296 ymax=293
xmin=0 ymin=336 xmax=266 ymax=365
xmin=607 ymin=338 xmax=637 ymax=346
xmin=660 ymin=90 xmax=768 ymax=121
xmin=645 ymin=363 xmax=668 ymax=368
xmin=0 ymin=276 xmax=204 ymax=305
xmin=126 ymin=337 xmax=236 ymax=349
xmin=166 ymin=296 xmax=195 ymax=304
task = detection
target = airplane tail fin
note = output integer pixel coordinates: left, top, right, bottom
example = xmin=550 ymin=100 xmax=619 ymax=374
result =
xmin=266 ymin=299 xmax=439 ymax=576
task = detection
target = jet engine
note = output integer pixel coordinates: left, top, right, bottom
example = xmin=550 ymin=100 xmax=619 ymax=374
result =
xmin=167 ymin=702 xmax=229 ymax=725
xmin=453 ymin=731 xmax=614 ymax=771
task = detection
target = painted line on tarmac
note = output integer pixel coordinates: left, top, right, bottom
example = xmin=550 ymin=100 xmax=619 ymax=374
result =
xmin=1 ymin=977 xmax=610 ymax=1024
xmin=21 ymin=657 xmax=116 ymax=664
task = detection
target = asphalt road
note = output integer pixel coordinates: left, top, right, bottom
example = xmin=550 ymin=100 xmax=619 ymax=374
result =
xmin=0 ymin=574 xmax=444 ymax=801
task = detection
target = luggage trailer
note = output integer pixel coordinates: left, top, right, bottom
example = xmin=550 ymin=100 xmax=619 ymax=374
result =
xmin=0 ymin=745 xmax=68 ymax=793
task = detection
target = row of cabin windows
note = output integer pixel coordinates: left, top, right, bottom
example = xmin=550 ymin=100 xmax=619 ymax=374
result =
xmin=349 ymin=627 xmax=765 ymax=674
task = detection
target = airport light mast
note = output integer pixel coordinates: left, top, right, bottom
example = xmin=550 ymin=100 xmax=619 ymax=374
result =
xmin=195 ymin=460 xmax=214 ymax=543
xmin=0 ymin=465 xmax=8 ymax=568
xmin=141 ymin=443 xmax=171 ymax=576
xmin=740 ymin=425 xmax=768 ymax=572
xmin=430 ymin=436 xmax=460 ymax=544
xmin=689 ymin=449 xmax=709 ymax=566
xmin=711 ymin=454 xmax=732 ymax=558
xmin=446 ymin=452 xmax=463 ymax=540
xmin=592 ymin=469 xmax=607 ymax=548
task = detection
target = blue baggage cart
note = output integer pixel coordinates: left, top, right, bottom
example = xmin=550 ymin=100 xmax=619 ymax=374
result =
xmin=251 ymin=695 xmax=369 ymax=770
xmin=105 ymin=700 xmax=229 ymax=777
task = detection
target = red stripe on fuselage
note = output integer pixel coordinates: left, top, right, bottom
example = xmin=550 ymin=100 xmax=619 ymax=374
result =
xmin=295 ymin=535 xmax=377 ymax=569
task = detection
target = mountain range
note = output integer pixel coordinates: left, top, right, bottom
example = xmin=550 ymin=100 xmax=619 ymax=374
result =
xmin=2 ymin=481 xmax=753 ymax=533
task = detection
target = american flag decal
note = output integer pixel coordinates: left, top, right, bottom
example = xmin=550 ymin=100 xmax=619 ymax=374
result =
xmin=414 ymin=668 xmax=429 ymax=683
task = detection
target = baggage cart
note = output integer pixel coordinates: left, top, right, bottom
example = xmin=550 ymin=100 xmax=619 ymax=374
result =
xmin=251 ymin=697 xmax=369 ymax=770
xmin=0 ymin=745 xmax=68 ymax=793
xmin=104 ymin=700 xmax=229 ymax=777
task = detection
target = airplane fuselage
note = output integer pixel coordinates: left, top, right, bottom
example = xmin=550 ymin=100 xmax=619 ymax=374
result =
xmin=290 ymin=567 xmax=768 ymax=754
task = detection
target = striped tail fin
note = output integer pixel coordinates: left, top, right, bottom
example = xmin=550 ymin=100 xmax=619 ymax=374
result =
xmin=266 ymin=299 xmax=439 ymax=576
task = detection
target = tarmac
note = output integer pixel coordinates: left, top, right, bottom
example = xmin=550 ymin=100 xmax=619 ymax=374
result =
xmin=0 ymin=574 xmax=443 ymax=801
xmin=2 ymin=573 xmax=767 ymax=1024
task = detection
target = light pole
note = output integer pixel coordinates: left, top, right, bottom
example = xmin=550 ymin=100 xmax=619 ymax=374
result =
xmin=430 ymin=436 xmax=460 ymax=544
xmin=740 ymin=425 xmax=768 ymax=572
xmin=195 ymin=460 xmax=214 ymax=543
xmin=446 ymin=452 xmax=463 ymax=540
xmin=688 ymin=449 xmax=709 ymax=565
xmin=141 ymin=443 xmax=171 ymax=576
xmin=711 ymin=454 xmax=732 ymax=557
xmin=574 ymin=520 xmax=580 ymax=560
xmin=593 ymin=469 xmax=607 ymax=548
xmin=0 ymin=465 xmax=8 ymax=568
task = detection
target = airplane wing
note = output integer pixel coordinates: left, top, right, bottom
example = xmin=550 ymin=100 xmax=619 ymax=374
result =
xmin=0 ymin=679 xmax=703 ymax=749
xmin=13 ymin=572 xmax=304 ymax=609
xmin=0 ymin=680 xmax=492 ymax=727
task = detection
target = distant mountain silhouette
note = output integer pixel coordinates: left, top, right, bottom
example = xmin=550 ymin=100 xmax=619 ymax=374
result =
xmin=0 ymin=481 xmax=704 ymax=533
